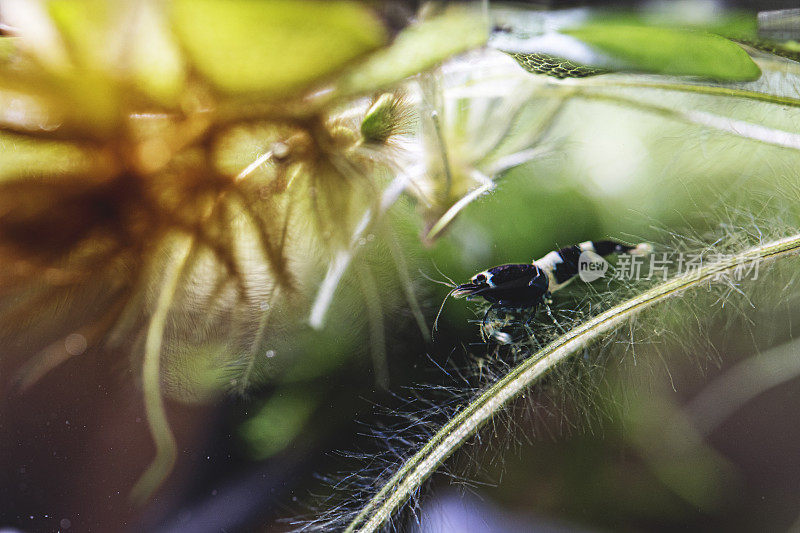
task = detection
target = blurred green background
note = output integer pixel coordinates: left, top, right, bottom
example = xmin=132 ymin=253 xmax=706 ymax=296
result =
xmin=3 ymin=2 xmax=800 ymax=533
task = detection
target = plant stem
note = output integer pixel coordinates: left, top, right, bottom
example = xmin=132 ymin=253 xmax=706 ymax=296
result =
xmin=565 ymin=78 xmax=800 ymax=110
xmin=572 ymin=90 xmax=800 ymax=151
xmin=357 ymin=260 xmax=390 ymax=390
xmin=344 ymin=233 xmax=800 ymax=533
xmin=130 ymin=235 xmax=194 ymax=503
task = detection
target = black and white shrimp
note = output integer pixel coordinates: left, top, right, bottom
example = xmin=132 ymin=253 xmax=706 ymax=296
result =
xmin=435 ymin=240 xmax=652 ymax=335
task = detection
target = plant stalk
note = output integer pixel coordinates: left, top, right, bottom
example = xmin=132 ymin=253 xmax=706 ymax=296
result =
xmin=131 ymin=235 xmax=195 ymax=503
xmin=345 ymin=233 xmax=800 ymax=532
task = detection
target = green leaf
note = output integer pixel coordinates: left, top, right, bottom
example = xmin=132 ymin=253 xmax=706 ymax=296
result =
xmin=507 ymin=52 xmax=608 ymax=79
xmin=171 ymin=0 xmax=387 ymax=96
xmin=0 ymin=70 xmax=122 ymax=138
xmin=333 ymin=8 xmax=488 ymax=98
xmin=126 ymin=2 xmax=186 ymax=105
xmin=579 ymin=11 xmax=758 ymax=41
xmin=46 ymin=0 xmax=112 ymax=70
xmin=564 ymin=24 xmax=761 ymax=81
xmin=47 ymin=1 xmax=185 ymax=105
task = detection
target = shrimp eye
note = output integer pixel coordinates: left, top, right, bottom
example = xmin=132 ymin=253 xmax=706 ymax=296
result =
xmin=475 ymin=274 xmax=486 ymax=283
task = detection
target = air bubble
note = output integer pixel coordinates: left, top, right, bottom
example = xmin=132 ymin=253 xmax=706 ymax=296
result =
xmin=272 ymin=141 xmax=290 ymax=159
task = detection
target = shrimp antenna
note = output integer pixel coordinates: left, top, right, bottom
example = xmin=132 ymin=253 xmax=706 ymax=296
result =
xmin=418 ymin=269 xmax=456 ymax=288
xmin=432 ymin=287 xmax=458 ymax=340
xmin=431 ymin=260 xmax=458 ymax=287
